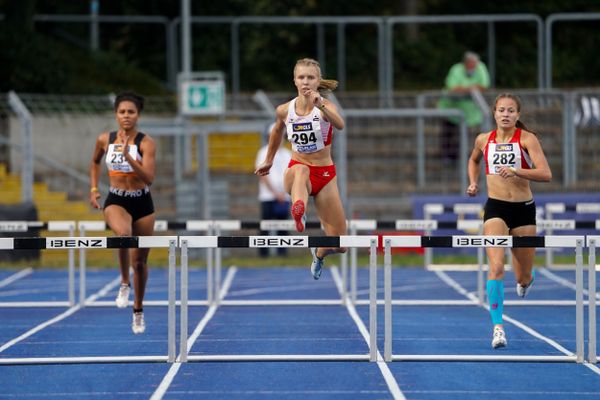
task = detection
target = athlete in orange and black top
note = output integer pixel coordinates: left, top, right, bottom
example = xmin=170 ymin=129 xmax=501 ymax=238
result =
xmin=89 ymin=91 xmax=156 ymax=334
xmin=254 ymin=58 xmax=347 ymax=280
xmin=467 ymin=93 xmax=551 ymax=348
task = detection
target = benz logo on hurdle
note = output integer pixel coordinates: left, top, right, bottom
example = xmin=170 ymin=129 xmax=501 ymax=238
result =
xmin=250 ymin=236 xmax=307 ymax=247
xmin=46 ymin=238 xmax=106 ymax=248
xmin=453 ymin=236 xmax=512 ymax=247
xmin=0 ymin=222 xmax=28 ymax=232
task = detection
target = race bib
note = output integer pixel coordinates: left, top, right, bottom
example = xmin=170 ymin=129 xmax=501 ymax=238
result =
xmin=106 ymin=143 xmax=138 ymax=173
xmin=287 ymin=119 xmax=325 ymax=153
xmin=487 ymin=143 xmax=519 ymax=174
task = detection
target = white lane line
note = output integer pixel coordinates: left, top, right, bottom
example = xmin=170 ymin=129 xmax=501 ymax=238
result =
xmin=0 ymin=268 xmax=33 ymax=289
xmin=436 ymin=270 xmax=600 ymax=376
xmin=538 ymin=268 xmax=600 ymax=299
xmin=0 ymin=276 xmax=121 ymax=353
xmin=436 ymin=270 xmax=574 ymax=354
xmin=331 ymin=267 xmax=406 ymax=400
xmin=150 ymin=267 xmax=237 ymax=400
xmin=227 ymin=282 xmax=325 ymax=297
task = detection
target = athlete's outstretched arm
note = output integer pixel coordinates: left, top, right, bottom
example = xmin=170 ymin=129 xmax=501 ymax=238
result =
xmin=255 ymin=104 xmax=287 ymax=176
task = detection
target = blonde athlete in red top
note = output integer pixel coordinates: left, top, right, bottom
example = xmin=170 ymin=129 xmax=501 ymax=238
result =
xmin=89 ymin=92 xmax=156 ymax=334
xmin=467 ymin=93 xmax=551 ymax=348
xmin=255 ymin=58 xmax=347 ymax=280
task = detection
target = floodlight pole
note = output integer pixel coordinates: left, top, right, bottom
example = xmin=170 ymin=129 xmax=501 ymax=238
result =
xmin=181 ymin=0 xmax=192 ymax=73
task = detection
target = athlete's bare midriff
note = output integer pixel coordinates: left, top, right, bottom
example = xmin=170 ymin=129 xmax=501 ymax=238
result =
xmin=486 ymin=175 xmax=533 ymax=202
xmin=291 ymin=145 xmax=333 ymax=166
xmin=108 ymin=174 xmax=148 ymax=192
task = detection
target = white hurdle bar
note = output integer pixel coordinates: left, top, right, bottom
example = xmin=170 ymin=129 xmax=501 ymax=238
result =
xmin=0 ymin=221 xmax=76 ymax=307
xmin=383 ymin=235 xmax=586 ymax=363
xmin=178 ymin=235 xmax=379 ymax=362
xmin=0 ymin=235 xmax=177 ymax=365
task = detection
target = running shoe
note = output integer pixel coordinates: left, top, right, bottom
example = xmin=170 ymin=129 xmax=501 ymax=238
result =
xmin=115 ymin=283 xmax=130 ymax=308
xmin=516 ymin=271 xmax=535 ymax=298
xmin=291 ymin=199 xmax=306 ymax=232
xmin=492 ymin=326 xmax=507 ymax=348
xmin=132 ymin=311 xmax=145 ymax=334
xmin=310 ymin=248 xmax=324 ymax=280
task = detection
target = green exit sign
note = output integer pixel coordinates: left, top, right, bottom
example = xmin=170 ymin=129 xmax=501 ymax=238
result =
xmin=179 ymin=74 xmax=225 ymax=116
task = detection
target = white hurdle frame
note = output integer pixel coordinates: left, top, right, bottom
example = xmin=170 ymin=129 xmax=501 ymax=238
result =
xmin=0 ymin=235 xmax=178 ymax=365
xmin=587 ymin=236 xmax=599 ymax=364
xmin=0 ymin=220 xmax=76 ymax=307
xmin=210 ymin=219 xmax=354 ymax=306
xmin=383 ymin=235 xmax=586 ymax=363
xmin=76 ymin=220 xmax=206 ymax=307
xmin=178 ymin=235 xmax=380 ymax=362
xmin=544 ymin=202 xmax=600 ymax=268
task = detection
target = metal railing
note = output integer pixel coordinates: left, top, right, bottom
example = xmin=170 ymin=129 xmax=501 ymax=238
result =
xmin=2 ymin=12 xmax=598 ymax=92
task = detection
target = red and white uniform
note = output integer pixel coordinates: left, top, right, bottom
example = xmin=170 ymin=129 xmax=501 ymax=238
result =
xmin=483 ymin=128 xmax=533 ymax=175
xmin=285 ymin=98 xmax=333 ymax=154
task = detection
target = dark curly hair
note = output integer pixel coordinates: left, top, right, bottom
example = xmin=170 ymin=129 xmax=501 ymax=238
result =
xmin=114 ymin=91 xmax=144 ymax=113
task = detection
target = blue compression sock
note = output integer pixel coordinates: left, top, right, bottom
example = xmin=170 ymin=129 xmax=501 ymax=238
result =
xmin=486 ymin=279 xmax=504 ymax=325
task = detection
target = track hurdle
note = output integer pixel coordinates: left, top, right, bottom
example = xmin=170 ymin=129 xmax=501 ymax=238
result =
xmin=186 ymin=219 xmax=348 ymax=305
xmin=347 ymin=219 xmax=486 ymax=304
xmin=77 ymin=220 xmax=212 ymax=307
xmin=0 ymin=220 xmax=76 ymax=307
xmin=382 ymin=235 xmax=586 ymax=363
xmin=544 ymin=202 xmax=600 ymax=268
xmin=178 ymin=235 xmax=380 ymax=362
xmin=0 ymin=235 xmax=177 ymax=365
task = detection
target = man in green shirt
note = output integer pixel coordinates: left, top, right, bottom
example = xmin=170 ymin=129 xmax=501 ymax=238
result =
xmin=438 ymin=51 xmax=490 ymax=162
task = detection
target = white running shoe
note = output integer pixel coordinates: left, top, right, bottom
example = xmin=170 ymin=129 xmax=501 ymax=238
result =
xmin=132 ymin=311 xmax=145 ymax=334
xmin=115 ymin=283 xmax=130 ymax=308
xmin=516 ymin=272 xmax=535 ymax=298
xmin=492 ymin=326 xmax=507 ymax=349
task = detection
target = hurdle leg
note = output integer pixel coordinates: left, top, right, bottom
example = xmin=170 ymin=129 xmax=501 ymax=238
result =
xmin=351 ymin=225 xmax=358 ymax=304
xmin=369 ymin=238 xmax=378 ymax=362
xmin=180 ymin=240 xmax=189 ymax=362
xmin=68 ymin=225 xmax=75 ymax=307
xmin=576 ymin=239 xmax=584 ymax=363
xmin=589 ymin=239 xmax=597 ymax=364
xmin=384 ymin=238 xmax=392 ymax=362
xmin=168 ymin=239 xmax=176 ymax=363
xmin=477 ymin=225 xmax=484 ymax=304
xmin=340 ymin=250 xmax=348 ymax=304
xmin=79 ymin=226 xmax=86 ymax=306
xmin=207 ymin=225 xmax=214 ymax=304
xmin=348 ymin=225 xmax=357 ymax=304
xmin=545 ymin=213 xmax=554 ymax=269
xmin=215 ymin=226 xmax=222 ymax=305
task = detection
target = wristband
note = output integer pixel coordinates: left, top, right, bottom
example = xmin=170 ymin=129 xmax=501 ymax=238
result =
xmin=90 ymin=187 xmax=99 ymax=193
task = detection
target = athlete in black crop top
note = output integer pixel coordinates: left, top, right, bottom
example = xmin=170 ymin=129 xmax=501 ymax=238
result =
xmin=89 ymin=91 xmax=157 ymax=334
